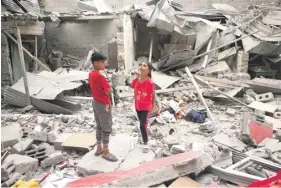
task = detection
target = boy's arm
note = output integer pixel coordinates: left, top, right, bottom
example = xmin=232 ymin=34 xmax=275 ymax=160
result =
xmin=100 ymin=75 xmax=113 ymax=95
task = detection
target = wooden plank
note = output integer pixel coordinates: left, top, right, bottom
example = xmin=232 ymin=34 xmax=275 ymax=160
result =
xmin=15 ymin=26 xmax=31 ymax=105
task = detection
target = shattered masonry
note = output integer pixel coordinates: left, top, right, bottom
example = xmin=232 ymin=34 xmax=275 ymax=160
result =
xmin=1 ymin=0 xmax=281 ymax=187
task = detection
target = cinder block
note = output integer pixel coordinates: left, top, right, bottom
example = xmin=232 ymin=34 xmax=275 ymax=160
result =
xmin=255 ymin=92 xmax=274 ymax=102
xmin=273 ymin=112 xmax=281 ymax=119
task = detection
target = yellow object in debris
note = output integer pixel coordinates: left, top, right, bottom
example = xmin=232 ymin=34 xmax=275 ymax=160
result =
xmin=12 ymin=180 xmax=39 ymax=188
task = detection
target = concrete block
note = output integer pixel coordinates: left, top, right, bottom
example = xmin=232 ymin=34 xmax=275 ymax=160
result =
xmin=1 ymin=172 xmax=21 ymax=187
xmin=41 ymin=152 xmax=67 ymax=168
xmin=170 ymin=145 xmax=186 ymax=155
xmin=47 ymin=132 xmax=57 ymax=143
xmin=29 ymin=130 xmax=48 ymax=142
xmin=273 ymin=112 xmax=281 ymax=119
xmin=1 ymin=123 xmax=22 ymax=148
xmin=68 ymin=151 xmax=213 ymax=187
xmin=255 ymin=92 xmax=274 ymax=102
xmin=1 ymin=160 xmax=15 ymax=181
xmin=54 ymin=133 xmax=72 ymax=150
xmin=11 ymin=139 xmax=34 ymax=154
xmin=226 ymin=108 xmax=236 ymax=116
xmin=3 ymin=154 xmax=38 ymax=174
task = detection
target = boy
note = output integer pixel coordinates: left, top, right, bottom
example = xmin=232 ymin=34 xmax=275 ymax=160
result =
xmin=88 ymin=52 xmax=117 ymax=162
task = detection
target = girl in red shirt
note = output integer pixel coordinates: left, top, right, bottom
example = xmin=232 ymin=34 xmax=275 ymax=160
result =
xmin=129 ymin=62 xmax=155 ymax=152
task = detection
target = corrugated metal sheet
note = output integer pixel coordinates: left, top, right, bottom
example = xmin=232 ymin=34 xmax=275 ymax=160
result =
xmin=11 ymin=72 xmax=82 ymax=100
xmin=3 ymin=87 xmax=80 ymax=114
xmin=39 ymin=69 xmax=89 ymax=82
xmin=1 ymin=0 xmax=24 ymax=13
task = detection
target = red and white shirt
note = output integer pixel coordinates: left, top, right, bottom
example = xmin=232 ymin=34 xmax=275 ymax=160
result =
xmin=132 ymin=77 xmax=155 ymax=111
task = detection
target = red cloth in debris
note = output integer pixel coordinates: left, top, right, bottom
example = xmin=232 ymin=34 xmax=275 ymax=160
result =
xmin=248 ymin=170 xmax=281 ymax=187
xmin=132 ymin=77 xmax=155 ymax=111
xmin=88 ymin=70 xmax=111 ymax=105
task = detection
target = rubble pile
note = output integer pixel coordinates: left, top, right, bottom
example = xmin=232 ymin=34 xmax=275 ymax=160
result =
xmin=1 ymin=0 xmax=281 ymax=187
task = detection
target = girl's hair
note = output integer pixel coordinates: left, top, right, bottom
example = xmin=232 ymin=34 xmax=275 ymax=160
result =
xmin=141 ymin=61 xmax=153 ymax=78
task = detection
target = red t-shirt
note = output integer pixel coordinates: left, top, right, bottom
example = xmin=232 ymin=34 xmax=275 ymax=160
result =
xmin=132 ymin=77 xmax=155 ymax=111
xmin=88 ymin=70 xmax=111 ymax=105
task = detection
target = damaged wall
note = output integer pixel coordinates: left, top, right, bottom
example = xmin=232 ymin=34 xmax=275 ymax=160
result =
xmin=45 ymin=20 xmax=118 ymax=57
xmin=44 ymin=0 xmax=77 ymax=13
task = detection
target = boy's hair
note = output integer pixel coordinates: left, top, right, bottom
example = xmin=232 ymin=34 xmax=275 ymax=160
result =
xmin=91 ymin=52 xmax=107 ymax=64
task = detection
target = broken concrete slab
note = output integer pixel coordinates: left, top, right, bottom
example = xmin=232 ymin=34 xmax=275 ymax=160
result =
xmin=213 ymin=134 xmax=246 ymax=152
xmin=11 ymin=138 xmax=34 ymax=154
xmin=77 ymin=133 xmax=133 ymax=176
xmin=118 ymin=145 xmax=155 ymax=170
xmin=54 ymin=133 xmax=72 ymax=150
xmin=41 ymin=152 xmax=67 ymax=168
xmin=62 ymin=133 xmax=96 ymax=152
xmin=1 ymin=172 xmax=22 ymax=187
xmin=247 ymin=78 xmax=281 ymax=94
xmin=3 ymin=154 xmax=38 ymax=174
xmin=1 ymin=123 xmax=22 ymax=148
xmin=1 ymin=160 xmax=15 ymax=182
xmin=152 ymin=71 xmax=181 ymax=89
xmin=68 ymin=151 xmax=213 ymax=187
xmin=265 ymin=142 xmax=281 ymax=153
xmin=197 ymin=61 xmax=231 ymax=77
xmin=248 ymin=101 xmax=277 ymax=114
xmin=169 ymin=177 xmax=201 ymax=187
xmin=226 ymin=108 xmax=236 ymax=116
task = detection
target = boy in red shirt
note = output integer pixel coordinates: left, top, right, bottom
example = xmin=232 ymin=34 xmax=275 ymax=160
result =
xmin=88 ymin=52 xmax=117 ymax=162
xmin=127 ymin=61 xmax=155 ymax=152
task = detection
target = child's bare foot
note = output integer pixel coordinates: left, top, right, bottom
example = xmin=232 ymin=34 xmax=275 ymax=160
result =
xmin=95 ymin=144 xmax=103 ymax=156
xmin=102 ymin=148 xmax=118 ymax=162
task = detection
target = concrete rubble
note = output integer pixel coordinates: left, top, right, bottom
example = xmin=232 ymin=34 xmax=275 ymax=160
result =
xmin=1 ymin=0 xmax=281 ymax=187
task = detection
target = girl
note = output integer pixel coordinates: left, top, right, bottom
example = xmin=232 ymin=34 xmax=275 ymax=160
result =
xmin=128 ymin=62 xmax=155 ymax=152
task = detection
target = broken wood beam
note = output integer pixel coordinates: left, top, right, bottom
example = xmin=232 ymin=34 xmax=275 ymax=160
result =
xmin=3 ymin=31 xmax=51 ymax=72
xmin=194 ymin=76 xmax=250 ymax=108
xmin=149 ymin=34 xmax=154 ymax=63
xmin=34 ymin=36 xmax=38 ymax=73
xmin=185 ymin=67 xmax=215 ymax=121
xmin=15 ymin=26 xmax=31 ymax=105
